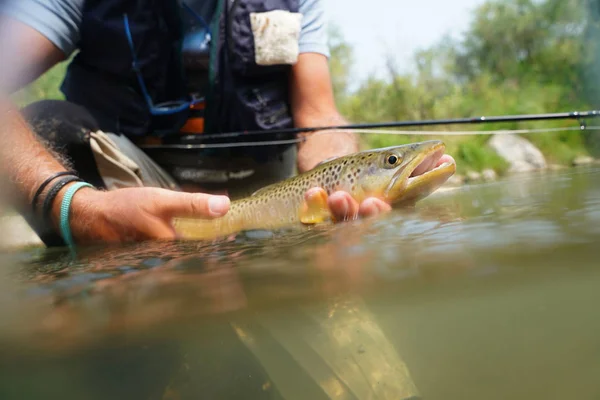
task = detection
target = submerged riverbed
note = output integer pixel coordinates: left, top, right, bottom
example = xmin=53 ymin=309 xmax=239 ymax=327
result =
xmin=1 ymin=166 xmax=600 ymax=400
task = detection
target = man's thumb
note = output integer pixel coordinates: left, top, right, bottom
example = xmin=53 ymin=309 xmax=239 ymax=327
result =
xmin=157 ymin=191 xmax=230 ymax=219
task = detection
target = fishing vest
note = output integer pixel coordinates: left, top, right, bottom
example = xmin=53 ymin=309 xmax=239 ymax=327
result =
xmin=60 ymin=0 xmax=299 ymax=139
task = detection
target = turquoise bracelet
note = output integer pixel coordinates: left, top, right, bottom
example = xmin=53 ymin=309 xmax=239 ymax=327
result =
xmin=59 ymin=181 xmax=94 ymax=248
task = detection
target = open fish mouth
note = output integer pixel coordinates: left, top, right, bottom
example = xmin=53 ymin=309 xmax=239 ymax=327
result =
xmin=410 ymin=146 xmax=447 ymax=178
xmin=386 ymin=141 xmax=456 ymax=205
xmin=408 ymin=147 xmax=455 ymax=181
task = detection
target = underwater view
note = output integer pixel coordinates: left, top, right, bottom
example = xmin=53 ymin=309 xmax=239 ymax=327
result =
xmin=1 ymin=166 xmax=600 ymax=400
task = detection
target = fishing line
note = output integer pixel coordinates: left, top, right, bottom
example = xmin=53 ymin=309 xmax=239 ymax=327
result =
xmin=140 ymin=125 xmax=600 ymax=149
xmin=148 ymin=109 xmax=600 ymax=144
xmin=341 ymin=125 xmax=600 ymax=136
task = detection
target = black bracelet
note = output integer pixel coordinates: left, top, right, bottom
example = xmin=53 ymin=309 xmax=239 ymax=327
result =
xmin=41 ymin=175 xmax=83 ymax=224
xmin=31 ymin=171 xmax=77 ymax=214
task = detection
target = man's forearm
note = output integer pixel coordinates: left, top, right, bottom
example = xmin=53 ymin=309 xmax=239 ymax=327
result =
xmin=295 ymin=113 xmax=359 ymax=173
xmin=0 ymin=99 xmax=73 ymax=219
xmin=288 ymin=52 xmax=359 ymax=173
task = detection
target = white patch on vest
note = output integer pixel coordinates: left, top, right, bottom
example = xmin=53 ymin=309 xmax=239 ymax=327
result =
xmin=250 ymin=10 xmax=303 ymax=66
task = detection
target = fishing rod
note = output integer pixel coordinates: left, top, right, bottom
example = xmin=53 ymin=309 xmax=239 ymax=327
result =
xmin=139 ymin=109 xmax=600 ymax=149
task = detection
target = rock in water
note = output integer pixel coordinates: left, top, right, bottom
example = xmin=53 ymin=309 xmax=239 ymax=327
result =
xmin=447 ymin=174 xmax=465 ymax=186
xmin=466 ymin=171 xmax=482 ymax=182
xmin=572 ymin=155 xmax=595 ymax=166
xmin=482 ymin=168 xmax=497 ymax=181
xmin=489 ymin=134 xmax=547 ymax=173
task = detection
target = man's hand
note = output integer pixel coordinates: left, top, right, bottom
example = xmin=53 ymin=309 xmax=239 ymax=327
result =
xmin=51 ymin=185 xmax=230 ymax=245
xmin=290 ymin=53 xmax=392 ymax=222
xmin=303 ymin=184 xmax=391 ymax=225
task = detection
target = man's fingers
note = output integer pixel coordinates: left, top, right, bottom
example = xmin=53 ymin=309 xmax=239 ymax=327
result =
xmin=358 ymin=197 xmax=392 ymax=218
xmin=152 ymin=190 xmax=231 ymax=219
xmin=328 ymin=191 xmax=360 ymax=222
xmin=304 ymin=187 xmax=327 ymax=201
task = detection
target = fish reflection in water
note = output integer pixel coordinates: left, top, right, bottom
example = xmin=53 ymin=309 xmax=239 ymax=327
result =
xmin=232 ymin=226 xmax=423 ymax=400
xmin=2 ymin=221 xmax=446 ymax=400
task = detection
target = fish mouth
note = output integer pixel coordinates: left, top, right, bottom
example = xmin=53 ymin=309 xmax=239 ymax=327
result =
xmin=385 ymin=141 xmax=456 ymax=205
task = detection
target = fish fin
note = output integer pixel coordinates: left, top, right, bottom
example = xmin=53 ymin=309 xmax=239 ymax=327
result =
xmin=172 ymin=217 xmax=225 ymax=240
xmin=299 ymin=189 xmax=331 ymax=225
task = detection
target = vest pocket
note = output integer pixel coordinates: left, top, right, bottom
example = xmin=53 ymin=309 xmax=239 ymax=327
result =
xmin=250 ymin=10 xmax=302 ymax=66
xmin=228 ymin=0 xmax=301 ymax=76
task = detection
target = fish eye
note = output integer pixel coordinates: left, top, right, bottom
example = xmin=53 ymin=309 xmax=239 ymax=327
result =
xmin=387 ymin=155 xmax=398 ymax=165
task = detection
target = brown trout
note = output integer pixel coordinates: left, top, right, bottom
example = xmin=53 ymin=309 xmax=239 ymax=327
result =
xmin=173 ymin=140 xmax=456 ymax=239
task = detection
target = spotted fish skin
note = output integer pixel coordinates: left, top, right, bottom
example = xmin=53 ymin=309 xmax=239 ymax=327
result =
xmin=172 ymin=140 xmax=455 ymax=240
xmin=173 ymin=158 xmax=363 ymax=239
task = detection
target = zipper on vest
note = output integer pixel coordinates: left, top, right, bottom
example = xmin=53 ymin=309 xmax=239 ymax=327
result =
xmin=227 ymin=0 xmax=241 ymax=62
xmin=206 ymin=0 xmax=226 ymax=133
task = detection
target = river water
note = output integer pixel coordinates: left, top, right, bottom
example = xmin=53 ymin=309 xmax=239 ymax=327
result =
xmin=1 ymin=166 xmax=600 ymax=400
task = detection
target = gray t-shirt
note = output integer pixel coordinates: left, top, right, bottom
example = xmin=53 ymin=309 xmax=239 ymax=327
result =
xmin=0 ymin=0 xmax=330 ymax=59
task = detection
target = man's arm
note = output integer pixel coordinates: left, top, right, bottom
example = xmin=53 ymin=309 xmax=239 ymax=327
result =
xmin=289 ymin=52 xmax=359 ymax=172
xmin=0 ymin=17 xmax=67 ymax=93
xmin=0 ymin=14 xmax=230 ymax=245
xmin=289 ymin=52 xmax=392 ymax=220
xmin=0 ymin=15 xmax=77 ymax=218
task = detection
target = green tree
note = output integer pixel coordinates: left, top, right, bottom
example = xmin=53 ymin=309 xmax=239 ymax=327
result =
xmin=581 ymin=0 xmax=600 ymax=107
xmin=330 ymin=0 xmax=594 ymax=173
xmin=328 ymin=24 xmax=354 ymax=105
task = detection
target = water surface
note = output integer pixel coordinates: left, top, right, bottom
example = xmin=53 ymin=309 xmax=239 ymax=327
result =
xmin=1 ymin=166 xmax=600 ymax=400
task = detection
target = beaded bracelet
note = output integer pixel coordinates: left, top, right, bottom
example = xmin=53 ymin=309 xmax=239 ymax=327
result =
xmin=31 ymin=171 xmax=77 ymax=214
xmin=41 ymin=175 xmax=83 ymax=223
xmin=59 ymin=182 xmax=94 ymax=248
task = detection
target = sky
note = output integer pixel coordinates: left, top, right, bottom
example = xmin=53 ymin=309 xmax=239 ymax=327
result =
xmin=322 ymin=0 xmax=486 ymax=85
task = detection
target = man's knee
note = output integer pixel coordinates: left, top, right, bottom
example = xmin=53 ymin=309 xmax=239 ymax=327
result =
xmin=21 ymin=100 xmax=106 ymax=188
xmin=21 ymin=100 xmax=100 ymax=146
